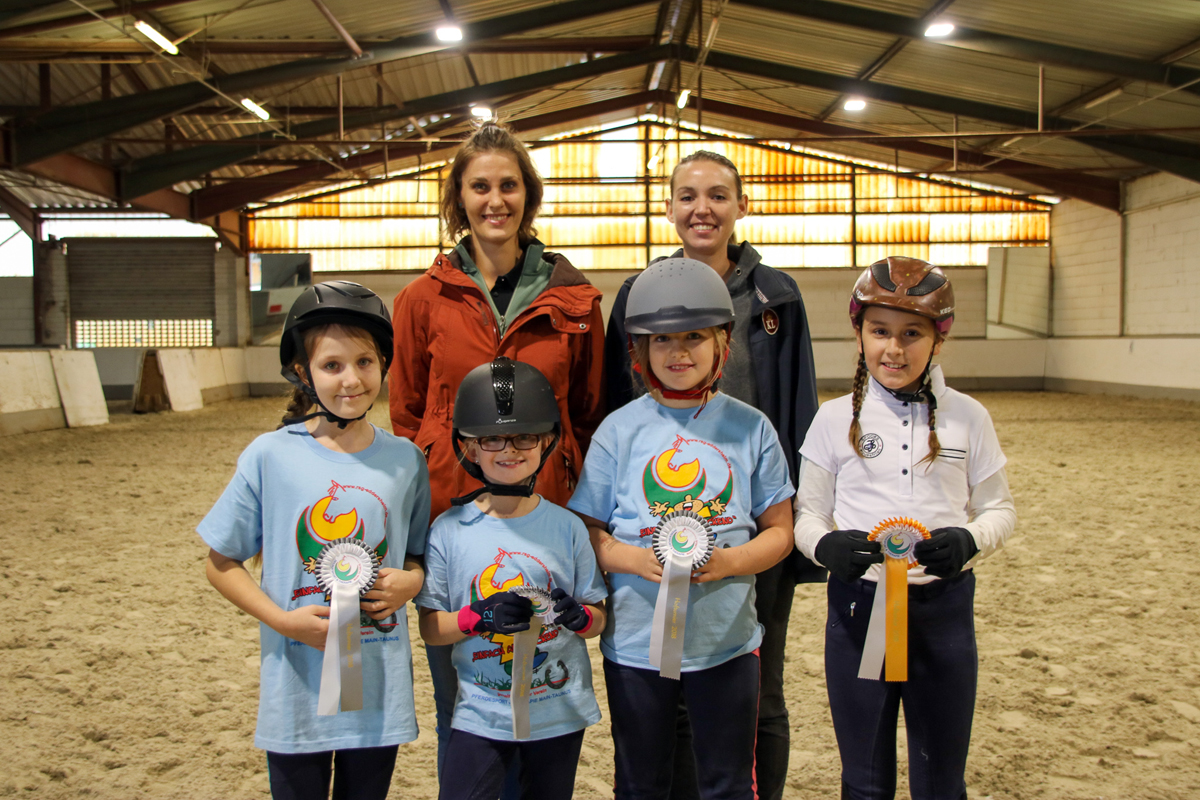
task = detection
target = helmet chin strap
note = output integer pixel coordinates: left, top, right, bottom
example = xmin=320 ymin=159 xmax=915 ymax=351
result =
xmin=631 ymin=335 xmax=730 ymax=418
xmin=877 ymin=355 xmax=938 ymax=413
xmin=280 ymin=331 xmax=371 ymax=429
xmin=449 ymin=434 xmax=560 ymax=507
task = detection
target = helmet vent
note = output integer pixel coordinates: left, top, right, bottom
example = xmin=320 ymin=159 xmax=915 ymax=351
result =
xmin=907 ymin=272 xmax=947 ymax=296
xmin=871 ymin=260 xmax=898 ymax=292
xmin=491 ymin=358 xmax=516 ymax=416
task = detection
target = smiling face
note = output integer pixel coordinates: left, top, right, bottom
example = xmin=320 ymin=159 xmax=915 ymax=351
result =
xmin=466 ymin=435 xmax=548 ymax=486
xmin=303 ymin=324 xmax=383 ymax=420
xmin=647 ymin=328 xmax=718 ymax=394
xmin=856 ymin=306 xmax=943 ymax=393
xmin=666 ymin=159 xmax=749 ymax=259
xmin=459 ymin=151 xmax=526 ymax=249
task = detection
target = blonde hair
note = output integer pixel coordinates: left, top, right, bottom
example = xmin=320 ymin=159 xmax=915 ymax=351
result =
xmin=439 ymin=121 xmax=544 ymax=244
xmin=848 ymin=313 xmax=945 ymax=467
xmin=630 ymin=326 xmax=731 ymax=405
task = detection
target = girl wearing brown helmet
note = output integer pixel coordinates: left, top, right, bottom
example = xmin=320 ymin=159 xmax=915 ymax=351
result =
xmin=794 ymin=256 xmax=1017 ymax=800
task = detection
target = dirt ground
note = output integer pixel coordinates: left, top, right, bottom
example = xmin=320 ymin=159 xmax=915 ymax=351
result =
xmin=1 ymin=390 xmax=1198 ymax=799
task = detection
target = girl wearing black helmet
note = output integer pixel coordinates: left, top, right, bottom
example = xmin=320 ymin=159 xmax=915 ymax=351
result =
xmin=569 ymin=259 xmax=796 ymax=800
xmin=199 ymin=281 xmax=431 ymax=800
xmin=416 ymin=357 xmax=607 ymax=800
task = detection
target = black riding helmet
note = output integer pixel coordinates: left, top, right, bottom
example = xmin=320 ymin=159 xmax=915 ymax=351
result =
xmin=280 ymin=280 xmax=393 ymax=428
xmin=451 ymin=357 xmax=561 ymax=506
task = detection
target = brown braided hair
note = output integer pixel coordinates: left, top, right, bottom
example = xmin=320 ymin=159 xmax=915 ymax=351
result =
xmin=915 ymin=366 xmax=942 ymax=468
xmin=848 ymin=353 xmax=870 ymax=456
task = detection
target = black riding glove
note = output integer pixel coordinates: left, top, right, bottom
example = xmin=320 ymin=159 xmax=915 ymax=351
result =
xmin=914 ymin=527 xmax=979 ymax=579
xmin=815 ymin=530 xmax=883 ymax=584
xmin=458 ymin=592 xmax=533 ymax=635
xmin=550 ymin=587 xmax=592 ymax=633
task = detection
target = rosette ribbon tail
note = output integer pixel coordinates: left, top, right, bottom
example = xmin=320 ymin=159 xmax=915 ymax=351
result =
xmin=510 ymin=627 xmax=540 ymax=739
xmin=648 ymin=549 xmax=692 ymax=681
xmin=318 ymin=582 xmax=364 ymax=714
xmin=857 ymin=517 xmax=928 ymax=682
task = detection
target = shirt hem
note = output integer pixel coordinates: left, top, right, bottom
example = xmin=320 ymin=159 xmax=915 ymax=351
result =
xmin=254 ymin=728 xmax=418 ymax=754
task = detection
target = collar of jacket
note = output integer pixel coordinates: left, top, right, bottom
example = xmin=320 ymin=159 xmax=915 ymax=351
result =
xmin=428 ymin=239 xmax=600 ymax=318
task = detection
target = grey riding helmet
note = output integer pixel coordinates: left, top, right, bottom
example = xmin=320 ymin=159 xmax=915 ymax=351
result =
xmin=624 ymin=257 xmax=735 ymax=334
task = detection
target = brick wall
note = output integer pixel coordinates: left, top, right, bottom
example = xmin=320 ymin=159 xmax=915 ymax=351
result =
xmin=1049 ymin=199 xmax=1121 ymax=336
xmin=0 ymin=277 xmax=33 ymax=345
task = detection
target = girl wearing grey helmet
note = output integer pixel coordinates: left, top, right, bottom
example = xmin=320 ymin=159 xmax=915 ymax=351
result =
xmin=569 ymin=258 xmax=796 ymax=800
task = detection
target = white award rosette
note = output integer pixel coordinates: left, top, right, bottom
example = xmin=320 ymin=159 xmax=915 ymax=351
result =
xmin=648 ymin=510 xmax=715 ymax=680
xmin=507 ymin=585 xmax=559 ymax=739
xmin=314 ymin=538 xmax=380 ymax=715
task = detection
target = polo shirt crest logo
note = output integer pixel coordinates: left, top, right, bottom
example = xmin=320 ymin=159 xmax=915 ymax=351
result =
xmin=859 ymin=433 xmax=884 ymax=458
xmin=762 ymin=309 xmax=780 ymax=336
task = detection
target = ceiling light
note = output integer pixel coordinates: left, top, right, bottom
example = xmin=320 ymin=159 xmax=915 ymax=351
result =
xmin=647 ymin=152 xmax=660 ymax=170
xmin=134 ymin=20 xmax=179 ymax=54
xmin=240 ymin=97 xmax=270 ymax=120
xmin=1002 ymin=135 xmax=1023 ymax=147
xmin=470 ymin=105 xmax=493 ymax=118
xmin=925 ymin=22 xmax=955 ymax=37
xmin=436 ymin=26 xmax=462 ymax=42
xmin=676 ymin=89 xmax=691 ymax=109
xmin=1083 ymin=87 xmax=1123 ymax=109
xmin=843 ymin=98 xmax=866 ymax=111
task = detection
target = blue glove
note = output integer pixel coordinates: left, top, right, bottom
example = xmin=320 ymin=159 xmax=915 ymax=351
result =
xmin=550 ymin=587 xmax=593 ymax=633
xmin=458 ymin=592 xmax=533 ymax=635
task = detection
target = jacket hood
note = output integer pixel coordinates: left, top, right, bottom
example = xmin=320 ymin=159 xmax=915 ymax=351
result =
xmin=429 ymin=237 xmax=600 ymax=316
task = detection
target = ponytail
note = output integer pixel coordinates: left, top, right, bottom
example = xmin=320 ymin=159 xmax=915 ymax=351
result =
xmin=915 ymin=368 xmax=942 ymax=468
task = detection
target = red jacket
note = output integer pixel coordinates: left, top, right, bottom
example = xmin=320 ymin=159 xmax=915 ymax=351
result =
xmin=389 ymin=247 xmax=606 ymax=522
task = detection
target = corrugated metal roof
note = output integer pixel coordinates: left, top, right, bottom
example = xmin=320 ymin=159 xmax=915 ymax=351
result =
xmin=1 ymin=0 xmax=1195 ymax=210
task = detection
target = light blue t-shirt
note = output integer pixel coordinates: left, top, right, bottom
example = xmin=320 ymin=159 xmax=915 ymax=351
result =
xmin=198 ymin=424 xmax=430 ymax=754
xmin=568 ymin=393 xmax=794 ymax=671
xmin=416 ymin=498 xmax=607 ymax=741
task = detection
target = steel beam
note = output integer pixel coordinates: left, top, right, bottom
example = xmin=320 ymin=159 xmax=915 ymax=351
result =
xmin=0 ymin=0 xmax=71 ymax=25
xmin=17 ymin=154 xmax=241 ymax=250
xmin=684 ymin=95 xmax=1120 ymax=210
xmin=0 ymin=35 xmax=653 ymax=58
xmin=118 ymin=47 xmax=673 ymax=200
xmin=5 ymin=0 xmax=654 ymax=166
xmin=0 ymin=182 xmax=35 ymax=237
xmin=701 ymin=48 xmax=1200 ymax=185
xmin=190 ymin=91 xmax=664 ymax=217
xmin=738 ymin=0 xmax=1200 ymax=95
xmin=0 ymin=0 xmax=202 ymax=37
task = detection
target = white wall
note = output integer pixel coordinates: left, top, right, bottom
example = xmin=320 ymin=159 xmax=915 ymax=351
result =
xmin=1049 ymin=199 xmax=1121 ymax=336
xmin=0 ymin=277 xmax=33 ymax=345
xmin=988 ymin=247 xmax=1050 ymax=336
xmin=1124 ymin=173 xmax=1200 ymax=335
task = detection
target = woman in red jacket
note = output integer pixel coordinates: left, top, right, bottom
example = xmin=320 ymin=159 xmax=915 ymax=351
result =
xmin=389 ymin=121 xmax=605 ymax=520
xmin=388 ymin=121 xmax=605 ymax=783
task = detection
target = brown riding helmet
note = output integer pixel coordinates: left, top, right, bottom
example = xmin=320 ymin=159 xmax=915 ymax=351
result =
xmin=849 ymin=256 xmax=955 ymax=334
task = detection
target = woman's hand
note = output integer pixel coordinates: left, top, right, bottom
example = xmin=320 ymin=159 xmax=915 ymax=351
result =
xmin=361 ymin=566 xmax=424 ymax=620
xmin=274 ymin=605 xmax=331 ymax=650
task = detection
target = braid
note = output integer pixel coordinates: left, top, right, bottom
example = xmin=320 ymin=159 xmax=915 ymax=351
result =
xmin=278 ymin=364 xmax=314 ymax=429
xmin=848 ymin=353 xmax=869 ymax=457
xmin=916 ymin=369 xmax=941 ymax=468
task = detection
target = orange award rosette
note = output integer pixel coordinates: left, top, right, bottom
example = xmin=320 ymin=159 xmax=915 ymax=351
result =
xmin=857 ymin=517 xmax=930 ymax=682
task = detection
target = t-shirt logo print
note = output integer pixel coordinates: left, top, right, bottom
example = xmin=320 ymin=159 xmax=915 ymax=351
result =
xmin=643 ymin=435 xmax=734 ymax=522
xmin=295 ymin=481 xmax=396 ymax=632
xmin=468 ymin=551 xmax=570 ymax=693
xmin=859 ymin=433 xmax=884 ymax=458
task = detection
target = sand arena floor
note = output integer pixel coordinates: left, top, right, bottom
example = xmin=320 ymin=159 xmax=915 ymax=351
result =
xmin=1 ymin=391 xmax=1198 ymax=799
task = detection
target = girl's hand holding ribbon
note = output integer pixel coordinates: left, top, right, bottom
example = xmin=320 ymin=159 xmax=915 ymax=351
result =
xmin=361 ymin=566 xmax=424 ymax=620
xmin=691 ymin=546 xmax=734 ymax=583
xmin=276 ymin=605 xmax=332 ymax=651
xmin=913 ymin=527 xmax=978 ymax=579
xmin=816 ymin=529 xmax=883 ymax=583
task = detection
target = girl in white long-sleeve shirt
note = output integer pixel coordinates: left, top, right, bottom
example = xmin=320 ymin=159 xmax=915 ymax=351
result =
xmin=793 ymin=256 xmax=1016 ymax=800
